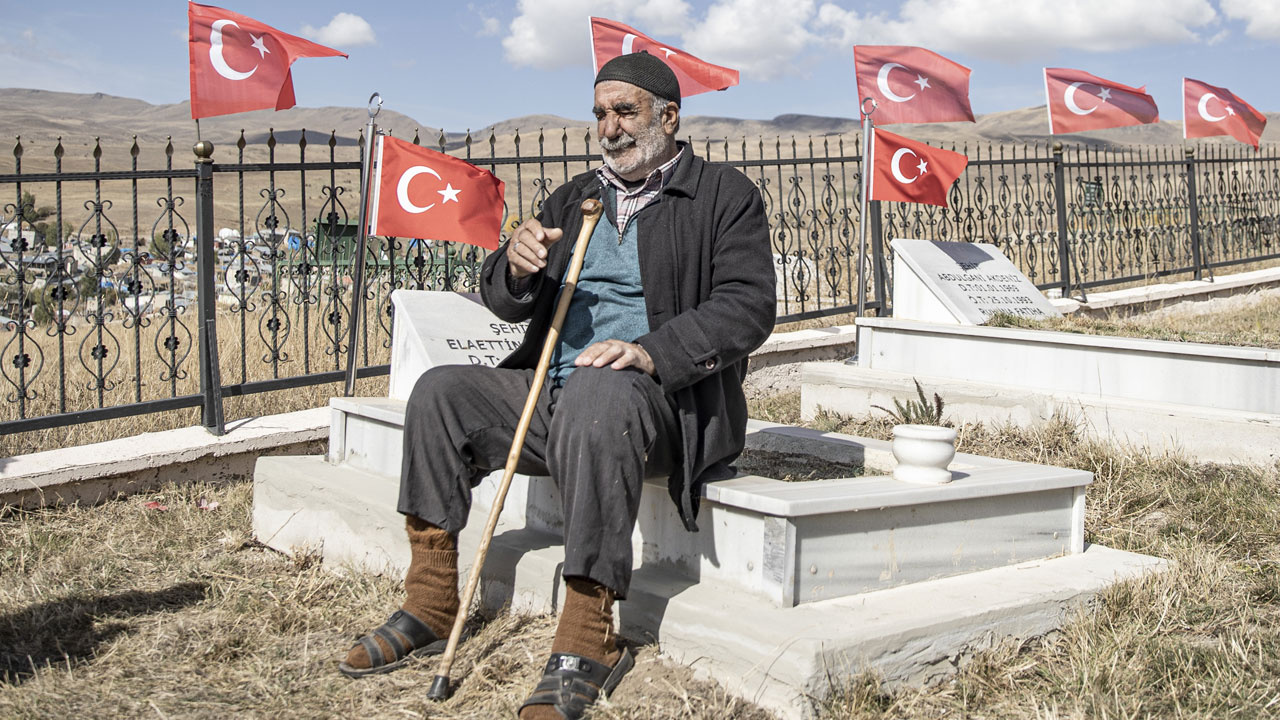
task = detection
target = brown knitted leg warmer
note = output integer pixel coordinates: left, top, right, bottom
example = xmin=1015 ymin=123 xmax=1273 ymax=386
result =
xmin=520 ymin=577 xmax=622 ymax=720
xmin=343 ymin=516 xmax=458 ymax=670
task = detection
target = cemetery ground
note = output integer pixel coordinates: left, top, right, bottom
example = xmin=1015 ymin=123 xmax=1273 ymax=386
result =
xmin=2 ymin=402 xmax=1278 ymax=716
xmin=1 ymin=291 xmax=1278 ymax=717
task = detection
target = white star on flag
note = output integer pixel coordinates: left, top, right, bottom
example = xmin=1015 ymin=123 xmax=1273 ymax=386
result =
xmin=438 ymin=183 xmax=461 ymax=203
xmin=1227 ymin=106 xmax=1236 ymax=116
xmin=250 ymin=33 xmax=270 ymax=58
xmin=917 ymin=159 xmax=928 ymax=175
xmin=914 ymin=75 xmax=930 ymax=91
xmin=1097 ymin=87 xmax=1111 ymax=102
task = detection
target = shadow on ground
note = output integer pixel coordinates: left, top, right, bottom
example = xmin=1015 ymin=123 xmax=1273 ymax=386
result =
xmin=0 ymin=581 xmax=207 ymax=685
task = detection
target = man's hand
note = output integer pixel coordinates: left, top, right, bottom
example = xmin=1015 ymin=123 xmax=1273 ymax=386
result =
xmin=575 ymin=339 xmax=656 ymax=376
xmin=507 ymin=217 xmax=564 ymax=279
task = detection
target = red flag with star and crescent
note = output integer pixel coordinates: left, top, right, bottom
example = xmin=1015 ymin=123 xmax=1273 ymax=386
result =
xmin=853 ymin=45 xmax=974 ymax=125
xmin=1183 ymin=78 xmax=1267 ymax=150
xmin=1044 ymin=68 xmax=1159 ymax=135
xmin=590 ymin=17 xmax=738 ymax=98
xmin=188 ymin=2 xmax=346 ymax=119
xmin=870 ymin=129 xmax=968 ymax=208
xmin=368 ymin=136 xmax=506 ymax=250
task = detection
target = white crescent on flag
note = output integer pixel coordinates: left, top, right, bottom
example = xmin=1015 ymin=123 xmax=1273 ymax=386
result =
xmin=397 ymin=166 xmax=442 ymax=214
xmin=209 ymin=19 xmax=257 ymax=81
xmin=877 ymin=62 xmax=916 ymax=103
xmin=891 ymin=148 xmax=920 ymax=184
xmin=1064 ymin=82 xmax=1098 ymax=116
xmin=1197 ymin=93 xmax=1227 ymax=122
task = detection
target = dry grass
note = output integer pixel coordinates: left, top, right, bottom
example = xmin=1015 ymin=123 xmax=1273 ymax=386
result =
xmin=987 ymin=288 xmax=1280 ymax=349
xmin=1 ymin=392 xmax=1278 ymax=718
xmin=788 ymin=398 xmax=1280 ymax=720
xmin=0 ymin=481 xmax=771 ymax=720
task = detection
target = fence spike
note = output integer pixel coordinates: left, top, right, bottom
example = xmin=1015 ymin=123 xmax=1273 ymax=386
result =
xmin=12 ymin=135 xmax=20 ymax=160
xmin=299 ymin=128 xmax=307 ymax=150
xmin=327 ymin=130 xmax=336 ymax=149
xmin=239 ymin=130 xmax=247 ymax=150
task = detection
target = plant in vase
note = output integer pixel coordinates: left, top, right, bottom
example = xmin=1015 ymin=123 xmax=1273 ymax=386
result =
xmin=873 ymin=379 xmax=957 ymax=485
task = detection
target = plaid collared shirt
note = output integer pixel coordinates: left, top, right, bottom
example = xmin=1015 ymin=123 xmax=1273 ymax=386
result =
xmin=596 ymin=147 xmax=685 ymax=241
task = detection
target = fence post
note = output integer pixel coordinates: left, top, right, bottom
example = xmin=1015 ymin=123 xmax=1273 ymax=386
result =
xmin=869 ymin=199 xmax=888 ymax=315
xmin=1185 ymin=147 xmax=1204 ymax=281
xmin=1052 ymin=142 xmax=1072 ymax=297
xmin=194 ymin=140 xmax=225 ymax=435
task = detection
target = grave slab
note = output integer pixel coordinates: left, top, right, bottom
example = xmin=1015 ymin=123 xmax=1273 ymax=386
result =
xmin=253 ymin=450 xmax=1164 ymax=720
xmin=891 ymin=238 xmax=1061 ymax=325
xmin=801 ymin=364 xmax=1280 ymax=466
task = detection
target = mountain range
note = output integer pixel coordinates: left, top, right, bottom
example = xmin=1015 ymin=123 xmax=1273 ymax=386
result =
xmin=4 ymin=87 xmax=1277 ymax=166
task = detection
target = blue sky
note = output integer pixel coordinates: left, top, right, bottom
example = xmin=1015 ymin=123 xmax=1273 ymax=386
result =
xmin=2 ymin=0 xmax=1278 ymax=132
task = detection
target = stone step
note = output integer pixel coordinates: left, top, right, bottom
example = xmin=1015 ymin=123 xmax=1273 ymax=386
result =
xmin=252 ymin=452 xmax=1164 ymax=720
xmin=289 ymin=397 xmax=1093 ymax=606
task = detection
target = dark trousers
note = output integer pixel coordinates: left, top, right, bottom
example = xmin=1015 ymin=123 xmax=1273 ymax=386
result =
xmin=398 ymin=363 xmax=679 ymax=597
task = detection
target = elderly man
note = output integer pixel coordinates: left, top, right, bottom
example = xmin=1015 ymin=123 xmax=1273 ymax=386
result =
xmin=340 ymin=51 xmax=775 ymax=719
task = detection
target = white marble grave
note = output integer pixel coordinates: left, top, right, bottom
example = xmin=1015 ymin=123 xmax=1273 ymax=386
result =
xmin=388 ymin=290 xmax=527 ymax=400
xmin=253 ymin=288 xmax=1166 ymax=719
xmin=891 ymin=238 xmax=1061 ymax=325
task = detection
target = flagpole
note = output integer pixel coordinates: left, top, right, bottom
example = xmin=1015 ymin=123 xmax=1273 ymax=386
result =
xmin=856 ymin=97 xmax=877 ymax=321
xmin=344 ymin=92 xmax=382 ymax=397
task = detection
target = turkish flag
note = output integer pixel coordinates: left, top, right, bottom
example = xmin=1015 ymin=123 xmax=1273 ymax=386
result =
xmin=368 ymin=136 xmax=506 ymax=251
xmin=1044 ymin=68 xmax=1159 ymax=135
xmin=188 ymin=2 xmax=346 ymax=119
xmin=1184 ymin=78 xmax=1267 ymax=150
xmin=590 ymin=17 xmax=738 ymax=98
xmin=869 ymin=129 xmax=968 ymax=208
xmin=853 ymin=45 xmax=974 ymax=125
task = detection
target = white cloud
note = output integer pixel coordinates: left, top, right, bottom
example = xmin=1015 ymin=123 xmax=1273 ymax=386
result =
xmin=1220 ymin=0 xmax=1280 ymax=38
xmin=501 ymin=0 xmax=1222 ymax=82
xmin=505 ymin=0 xmax=623 ymax=69
xmin=630 ymin=0 xmax=694 ymax=35
xmin=502 ymin=0 xmax=694 ymax=69
xmin=819 ymin=0 xmax=1219 ymax=61
xmin=301 ymin=12 xmax=376 ymax=48
xmin=469 ymin=3 xmax=502 ymax=37
xmin=682 ymin=0 xmax=819 ymax=79
xmin=22 ymin=28 xmax=35 ymax=44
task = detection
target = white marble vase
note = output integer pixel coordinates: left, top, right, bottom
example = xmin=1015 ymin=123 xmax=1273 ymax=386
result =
xmin=891 ymin=424 xmax=957 ymax=484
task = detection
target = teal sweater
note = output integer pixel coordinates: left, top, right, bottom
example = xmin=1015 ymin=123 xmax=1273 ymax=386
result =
xmin=548 ymin=204 xmax=649 ymax=385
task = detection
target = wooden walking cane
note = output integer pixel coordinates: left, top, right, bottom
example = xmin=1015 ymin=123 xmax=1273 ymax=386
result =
xmin=427 ymin=197 xmax=604 ymax=701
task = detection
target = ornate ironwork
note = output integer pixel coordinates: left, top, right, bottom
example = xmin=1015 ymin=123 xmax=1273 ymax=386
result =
xmin=3 ymin=126 xmax=1279 ymax=436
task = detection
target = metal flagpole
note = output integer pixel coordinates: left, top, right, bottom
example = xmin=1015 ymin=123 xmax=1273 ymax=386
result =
xmin=344 ymin=93 xmax=382 ymax=396
xmin=856 ymin=97 xmax=877 ymax=321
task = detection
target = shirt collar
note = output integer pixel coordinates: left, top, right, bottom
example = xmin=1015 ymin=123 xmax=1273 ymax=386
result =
xmin=596 ymin=145 xmax=685 ymax=197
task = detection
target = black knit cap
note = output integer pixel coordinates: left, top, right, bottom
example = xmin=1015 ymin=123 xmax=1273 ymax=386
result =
xmin=594 ymin=51 xmax=682 ymax=107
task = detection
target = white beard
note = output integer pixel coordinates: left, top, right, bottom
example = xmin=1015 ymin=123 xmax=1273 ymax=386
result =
xmin=600 ymin=120 xmax=670 ymax=178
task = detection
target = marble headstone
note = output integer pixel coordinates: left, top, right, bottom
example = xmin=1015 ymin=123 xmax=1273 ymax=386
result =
xmin=890 ymin=239 xmax=1062 ymax=325
xmin=388 ymin=290 xmax=527 ymax=400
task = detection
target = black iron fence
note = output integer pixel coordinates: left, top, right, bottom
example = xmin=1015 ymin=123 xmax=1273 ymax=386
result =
xmin=2 ymin=129 xmax=1278 ymax=437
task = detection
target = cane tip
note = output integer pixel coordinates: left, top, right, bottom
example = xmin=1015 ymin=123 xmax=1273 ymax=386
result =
xmin=580 ymin=198 xmax=603 ymax=217
xmin=427 ymin=675 xmax=452 ymax=701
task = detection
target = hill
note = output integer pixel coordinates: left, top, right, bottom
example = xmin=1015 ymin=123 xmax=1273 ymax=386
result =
xmin=6 ymin=87 xmax=1277 ymax=164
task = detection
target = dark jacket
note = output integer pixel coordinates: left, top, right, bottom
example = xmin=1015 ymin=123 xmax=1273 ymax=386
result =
xmin=480 ymin=145 xmax=776 ymax=531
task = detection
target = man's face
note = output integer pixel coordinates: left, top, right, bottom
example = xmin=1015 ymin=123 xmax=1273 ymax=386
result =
xmin=593 ymin=80 xmax=677 ymax=180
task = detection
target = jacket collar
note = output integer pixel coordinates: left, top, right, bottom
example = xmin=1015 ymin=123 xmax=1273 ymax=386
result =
xmin=662 ymin=141 xmax=701 ymax=198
